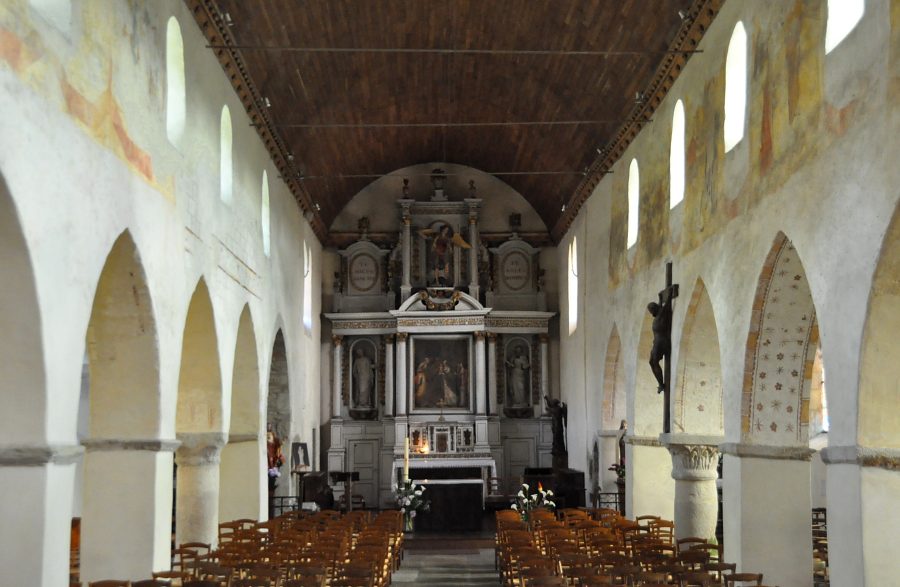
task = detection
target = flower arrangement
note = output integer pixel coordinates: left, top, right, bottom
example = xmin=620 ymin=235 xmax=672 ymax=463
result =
xmin=510 ymin=483 xmax=555 ymax=520
xmin=395 ymin=480 xmax=431 ymax=530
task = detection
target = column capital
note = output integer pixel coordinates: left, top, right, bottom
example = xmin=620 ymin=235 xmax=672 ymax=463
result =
xmin=384 ymin=333 xmax=396 ymax=344
xmin=395 ymin=332 xmax=408 ymax=342
xmin=175 ymin=432 xmax=227 ymax=466
xmin=539 ymin=333 xmax=550 ymax=344
xmin=667 ymin=443 xmax=720 ymax=481
xmin=474 ymin=331 xmax=486 ymax=341
xmin=486 ymin=332 xmax=498 ymax=343
xmin=332 ymin=334 xmax=344 ymax=346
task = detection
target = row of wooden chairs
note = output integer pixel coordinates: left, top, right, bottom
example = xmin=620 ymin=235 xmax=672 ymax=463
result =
xmin=496 ymin=508 xmax=777 ymax=587
xmin=80 ymin=509 xmax=403 ymax=587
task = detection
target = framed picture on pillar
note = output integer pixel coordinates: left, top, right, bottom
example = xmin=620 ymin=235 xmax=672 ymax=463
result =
xmin=409 ymin=334 xmax=473 ymax=412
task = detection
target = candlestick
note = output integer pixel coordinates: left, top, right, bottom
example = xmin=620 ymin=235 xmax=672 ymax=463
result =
xmin=403 ymin=437 xmax=410 ymax=482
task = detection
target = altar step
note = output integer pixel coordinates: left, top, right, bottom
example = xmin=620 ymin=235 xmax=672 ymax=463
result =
xmin=392 ymin=548 xmax=500 ymax=586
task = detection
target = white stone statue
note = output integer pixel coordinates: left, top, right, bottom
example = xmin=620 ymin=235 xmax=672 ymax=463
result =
xmin=353 ymin=346 xmax=375 ymax=408
xmin=506 ymin=345 xmax=531 ymax=407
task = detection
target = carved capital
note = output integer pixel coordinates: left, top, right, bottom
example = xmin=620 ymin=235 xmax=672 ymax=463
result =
xmin=384 ymin=334 xmax=396 ymax=344
xmin=395 ymin=332 xmax=408 ymax=343
xmin=486 ymin=332 xmax=498 ymax=343
xmin=332 ymin=334 xmax=344 ymax=347
xmin=175 ymin=432 xmax=227 ymax=466
xmin=474 ymin=331 xmax=486 ymax=341
xmin=668 ymin=443 xmax=720 ymax=481
xmin=538 ymin=333 xmax=550 ymax=344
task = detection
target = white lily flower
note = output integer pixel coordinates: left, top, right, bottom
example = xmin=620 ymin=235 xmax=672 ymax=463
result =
xmin=545 ymin=490 xmax=554 ymax=496
xmin=523 ymin=483 xmax=529 ymax=490
xmin=414 ymin=490 xmax=422 ymax=496
xmin=410 ymin=510 xmax=417 ymax=518
xmin=517 ymin=490 xmax=525 ymax=498
xmin=531 ymin=494 xmax=538 ymax=501
xmin=511 ymin=504 xmax=518 ymax=511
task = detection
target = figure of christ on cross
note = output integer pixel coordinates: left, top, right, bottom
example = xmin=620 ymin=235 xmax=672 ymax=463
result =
xmin=647 ymin=262 xmax=679 ymax=433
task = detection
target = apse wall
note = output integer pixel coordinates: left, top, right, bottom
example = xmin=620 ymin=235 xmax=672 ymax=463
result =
xmin=0 ymin=1 xmax=322 ymax=582
xmin=558 ymin=1 xmax=897 ymax=585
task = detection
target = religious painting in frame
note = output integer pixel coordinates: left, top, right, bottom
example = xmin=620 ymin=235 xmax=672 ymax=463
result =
xmin=409 ymin=334 xmax=473 ymax=412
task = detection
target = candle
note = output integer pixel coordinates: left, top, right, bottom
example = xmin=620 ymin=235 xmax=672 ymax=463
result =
xmin=403 ymin=437 xmax=410 ymax=482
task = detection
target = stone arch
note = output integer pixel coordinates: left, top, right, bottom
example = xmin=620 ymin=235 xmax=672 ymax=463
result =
xmin=220 ymin=305 xmax=264 ymax=522
xmin=266 ymin=329 xmax=291 ymax=501
xmin=0 ymin=172 xmax=45 ymax=444
xmin=602 ymin=325 xmax=626 ymax=430
xmin=174 ymin=278 xmax=224 ymax=546
xmin=858 ymin=201 xmax=900 ymax=449
xmin=80 ymin=230 xmax=163 ymax=580
xmin=674 ymin=279 xmax=723 ymax=435
xmin=635 ymin=311 xmax=663 ymax=436
xmin=741 ymin=233 xmax=820 ymax=445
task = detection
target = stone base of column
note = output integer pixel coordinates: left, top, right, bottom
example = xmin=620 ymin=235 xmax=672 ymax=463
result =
xmin=175 ymin=433 xmax=225 ymax=546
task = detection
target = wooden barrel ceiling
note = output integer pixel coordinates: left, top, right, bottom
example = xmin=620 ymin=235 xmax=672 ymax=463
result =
xmin=188 ymin=0 xmax=722 ymax=243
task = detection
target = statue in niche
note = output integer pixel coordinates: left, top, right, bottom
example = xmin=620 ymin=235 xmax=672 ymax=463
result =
xmin=419 ymin=222 xmax=471 ymax=286
xmin=352 ymin=345 xmax=375 ymax=409
xmin=506 ymin=345 xmax=531 ymax=407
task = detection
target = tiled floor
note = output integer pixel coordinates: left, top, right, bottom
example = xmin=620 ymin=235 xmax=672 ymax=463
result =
xmin=392 ymin=548 xmax=500 ymax=586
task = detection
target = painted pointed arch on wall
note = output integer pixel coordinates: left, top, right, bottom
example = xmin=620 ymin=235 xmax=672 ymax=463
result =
xmin=674 ymin=278 xmax=723 ymax=435
xmin=80 ymin=230 xmax=162 ymax=580
xmin=0 ymin=172 xmax=46 ymax=444
xmin=601 ymin=325 xmax=626 ymax=430
xmin=858 ymin=199 xmax=900 ymax=449
xmin=176 ymin=278 xmax=224 ymax=434
xmin=84 ymin=230 xmax=161 ymax=438
xmin=741 ymin=233 xmax=821 ymax=445
xmin=220 ymin=304 xmax=264 ymax=522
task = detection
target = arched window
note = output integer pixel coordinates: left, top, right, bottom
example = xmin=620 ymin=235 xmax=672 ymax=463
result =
xmin=724 ymin=22 xmax=748 ymax=153
xmin=261 ymin=170 xmax=271 ymax=257
xmin=220 ymin=105 xmax=233 ymax=203
xmin=626 ymin=159 xmax=640 ymax=248
xmin=567 ymin=237 xmax=578 ymax=335
xmin=303 ymin=241 xmax=313 ymax=332
xmin=669 ymin=100 xmax=686 ymax=208
xmin=29 ymin=0 xmax=71 ymax=32
xmin=825 ymin=0 xmax=865 ymax=54
xmin=165 ymin=17 xmax=186 ymax=145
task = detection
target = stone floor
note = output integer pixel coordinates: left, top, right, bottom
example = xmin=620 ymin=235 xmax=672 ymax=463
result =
xmin=391 ymin=548 xmax=500 ymax=586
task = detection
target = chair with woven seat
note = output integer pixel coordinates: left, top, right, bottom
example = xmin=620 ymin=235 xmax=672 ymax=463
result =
xmin=724 ymin=573 xmax=763 ymax=586
xmin=523 ymin=576 xmax=568 ymax=587
xmin=89 ymin=582 xmax=131 ymax=587
xmin=679 ymin=571 xmax=715 ymax=586
xmin=132 ymin=580 xmax=169 ymax=587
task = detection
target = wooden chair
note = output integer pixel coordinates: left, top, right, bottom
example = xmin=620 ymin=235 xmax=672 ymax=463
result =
xmin=132 ymin=581 xmax=169 ymax=587
xmin=633 ymin=571 xmax=669 ymax=585
xmin=676 ymin=537 xmax=707 ymax=552
xmin=282 ymin=579 xmax=326 ymax=587
xmin=724 ymin=574 xmax=763 ymax=586
xmin=89 ymin=582 xmax=132 ymax=587
xmin=704 ymin=562 xmax=737 ymax=582
xmin=523 ymin=576 xmax=567 ymax=587
xmin=679 ymin=571 xmax=715 ymax=586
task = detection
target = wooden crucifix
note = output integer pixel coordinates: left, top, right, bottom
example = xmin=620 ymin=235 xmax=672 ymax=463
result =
xmin=647 ymin=262 xmax=679 ymax=434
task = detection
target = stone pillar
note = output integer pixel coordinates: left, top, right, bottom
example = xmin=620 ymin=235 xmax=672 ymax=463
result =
xmin=487 ymin=333 xmax=498 ymax=415
xmin=399 ymin=201 xmax=413 ymax=300
xmin=474 ymin=331 xmax=487 ymax=415
xmin=395 ymin=333 xmax=408 ymax=416
xmin=539 ymin=334 xmax=550 ymax=417
xmin=332 ymin=335 xmax=343 ymax=419
xmin=721 ymin=443 xmax=813 ymax=587
xmin=384 ymin=335 xmax=395 ymax=417
xmin=81 ymin=439 xmax=178 ymax=581
xmin=175 ymin=433 xmax=226 ymax=546
xmin=219 ymin=434 xmax=264 ymax=523
xmin=819 ymin=445 xmax=900 ymax=587
xmin=662 ymin=435 xmax=721 ymax=541
xmin=625 ymin=436 xmax=675 ymax=521
xmin=0 ymin=444 xmax=81 ymax=587
xmin=467 ymin=207 xmax=480 ymax=299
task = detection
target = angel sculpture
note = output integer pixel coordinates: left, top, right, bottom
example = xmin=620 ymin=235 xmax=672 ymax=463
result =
xmin=418 ymin=223 xmax=471 ymax=286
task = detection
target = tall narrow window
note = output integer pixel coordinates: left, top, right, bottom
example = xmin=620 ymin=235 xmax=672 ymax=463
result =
xmin=626 ymin=159 xmax=640 ymax=248
xmin=670 ymin=100 xmax=686 ymax=208
xmin=825 ymin=0 xmax=864 ymax=54
xmin=261 ymin=170 xmax=271 ymax=257
xmin=568 ymin=238 xmax=578 ymax=335
xmin=724 ymin=22 xmax=748 ymax=153
xmin=303 ymin=241 xmax=313 ymax=332
xmin=220 ymin=105 xmax=233 ymax=203
xmin=166 ymin=17 xmax=186 ymax=145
